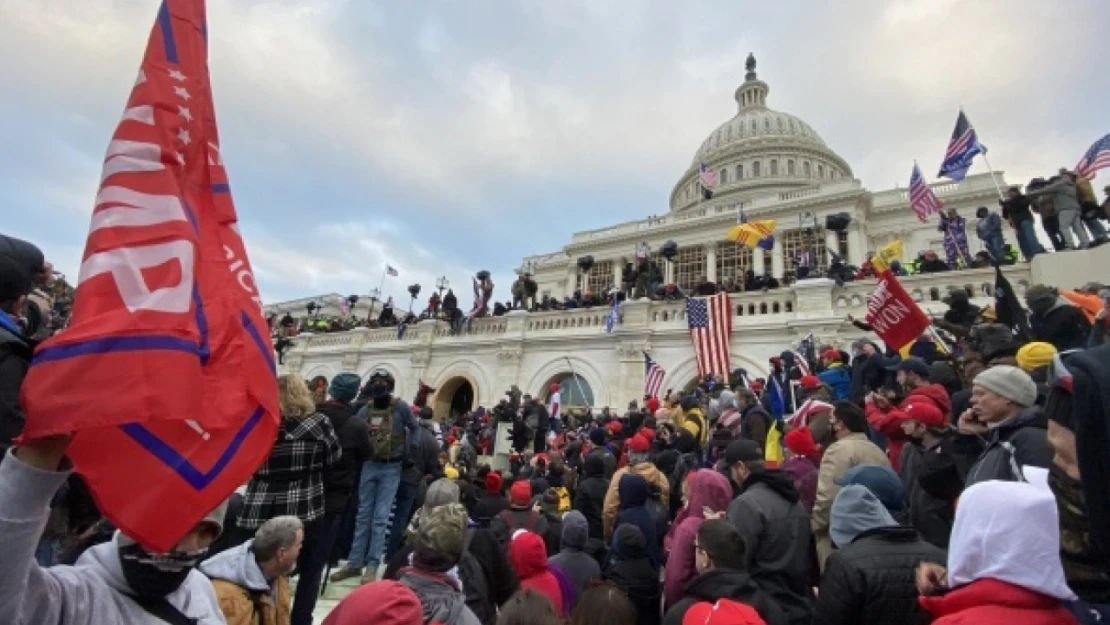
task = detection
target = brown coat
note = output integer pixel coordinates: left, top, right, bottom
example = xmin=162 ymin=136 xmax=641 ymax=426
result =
xmin=210 ymin=576 xmax=292 ymax=625
xmin=603 ymin=462 xmax=670 ymax=541
xmin=811 ymin=432 xmax=890 ymax=570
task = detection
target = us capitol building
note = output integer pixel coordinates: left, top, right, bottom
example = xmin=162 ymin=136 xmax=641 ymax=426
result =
xmin=270 ymin=56 xmax=1082 ymax=419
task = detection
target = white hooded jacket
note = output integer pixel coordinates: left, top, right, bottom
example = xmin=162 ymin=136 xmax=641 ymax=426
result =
xmin=946 ymin=479 xmax=1076 ymax=601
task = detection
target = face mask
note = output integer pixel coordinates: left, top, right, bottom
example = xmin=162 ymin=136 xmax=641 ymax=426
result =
xmin=369 ymin=382 xmax=391 ymax=399
xmin=119 ymin=543 xmax=207 ymax=598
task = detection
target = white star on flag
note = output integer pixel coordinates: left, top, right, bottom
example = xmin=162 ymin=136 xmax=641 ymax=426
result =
xmin=178 ymin=129 xmax=191 ymax=145
xmin=173 ymin=86 xmax=191 ymax=101
xmin=168 ymin=69 xmax=186 ymax=81
xmin=176 ymin=152 xmax=185 ymax=165
xmin=178 ymin=106 xmax=193 ymax=122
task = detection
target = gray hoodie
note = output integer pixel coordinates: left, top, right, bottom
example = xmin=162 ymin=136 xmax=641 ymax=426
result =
xmin=549 ymin=510 xmax=600 ymax=596
xmin=199 ymin=539 xmax=271 ymax=596
xmin=830 ymin=484 xmax=898 ymax=549
xmin=0 ymin=449 xmax=225 ymax=625
xmin=399 ymin=569 xmax=481 ymax=625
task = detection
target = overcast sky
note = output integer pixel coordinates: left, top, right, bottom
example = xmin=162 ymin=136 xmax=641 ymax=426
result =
xmin=3 ymin=0 xmax=1107 ymax=306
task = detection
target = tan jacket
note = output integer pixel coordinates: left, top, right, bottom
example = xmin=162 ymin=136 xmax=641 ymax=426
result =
xmin=602 ymin=462 xmax=670 ymax=541
xmin=811 ymin=432 xmax=890 ymax=569
xmin=211 ymin=576 xmax=292 ymax=625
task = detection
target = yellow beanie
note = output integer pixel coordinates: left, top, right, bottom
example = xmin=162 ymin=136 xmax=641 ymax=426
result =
xmin=444 ymin=465 xmax=459 ymax=480
xmin=1016 ymin=342 xmax=1057 ymax=373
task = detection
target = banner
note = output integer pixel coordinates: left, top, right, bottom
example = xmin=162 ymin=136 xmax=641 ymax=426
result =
xmin=865 ymin=270 xmax=931 ymax=351
xmin=20 ymin=0 xmax=279 ymax=552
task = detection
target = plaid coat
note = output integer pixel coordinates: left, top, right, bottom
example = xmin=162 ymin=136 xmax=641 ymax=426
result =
xmin=239 ymin=412 xmax=342 ymax=529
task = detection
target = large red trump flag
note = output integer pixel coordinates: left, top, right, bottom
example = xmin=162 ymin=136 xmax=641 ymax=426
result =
xmin=864 ymin=270 xmax=931 ymax=352
xmin=20 ymin=0 xmax=279 ymax=552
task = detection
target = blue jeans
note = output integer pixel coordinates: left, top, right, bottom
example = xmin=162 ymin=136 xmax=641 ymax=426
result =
xmin=1015 ymin=220 xmax=1045 ymax=260
xmin=1082 ymin=215 xmax=1108 ymax=240
xmin=984 ymin=232 xmax=1005 ymax=262
xmin=386 ymin=479 xmax=418 ymax=562
xmin=346 ymin=461 xmax=401 ymax=570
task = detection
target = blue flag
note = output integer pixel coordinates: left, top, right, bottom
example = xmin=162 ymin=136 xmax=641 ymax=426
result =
xmin=768 ymin=375 xmax=785 ymax=421
xmin=937 ymin=110 xmax=987 ymax=182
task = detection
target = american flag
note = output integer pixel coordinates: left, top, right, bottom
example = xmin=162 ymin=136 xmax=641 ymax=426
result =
xmin=386 ymin=264 xmax=399 ymax=277
xmin=909 ymin=163 xmax=943 ymax=223
xmin=643 ymin=352 xmax=665 ymax=398
xmin=1076 ymin=133 xmax=1110 ymax=180
xmin=699 ymin=162 xmax=718 ymax=188
xmin=937 ymin=110 xmax=987 ymax=182
xmin=686 ymin=292 xmax=732 ymax=377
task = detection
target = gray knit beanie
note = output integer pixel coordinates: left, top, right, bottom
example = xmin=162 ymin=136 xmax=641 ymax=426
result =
xmin=973 ymin=365 xmax=1037 ymax=408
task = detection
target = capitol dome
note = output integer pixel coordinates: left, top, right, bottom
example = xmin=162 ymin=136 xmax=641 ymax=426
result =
xmin=670 ymin=55 xmax=854 ymax=212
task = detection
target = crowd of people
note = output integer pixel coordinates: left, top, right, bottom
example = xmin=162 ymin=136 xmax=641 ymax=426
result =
xmin=2 ymin=206 xmax=1110 ymax=625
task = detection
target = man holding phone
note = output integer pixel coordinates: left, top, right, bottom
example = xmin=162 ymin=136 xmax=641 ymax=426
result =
xmin=957 ymin=365 xmax=1053 ymax=486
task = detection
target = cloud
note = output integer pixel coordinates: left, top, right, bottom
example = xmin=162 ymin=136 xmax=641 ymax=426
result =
xmin=3 ymin=0 xmax=1109 ymax=309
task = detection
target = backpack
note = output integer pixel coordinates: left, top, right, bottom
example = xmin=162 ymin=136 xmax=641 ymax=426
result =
xmin=552 ymin=485 xmax=571 ymax=513
xmin=364 ymin=398 xmax=404 ymax=462
xmin=498 ymin=509 xmax=540 ymax=536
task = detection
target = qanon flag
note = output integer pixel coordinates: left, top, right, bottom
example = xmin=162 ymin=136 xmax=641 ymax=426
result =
xmin=20 ymin=0 xmax=279 ymax=552
xmin=864 ymin=269 xmax=931 ymax=352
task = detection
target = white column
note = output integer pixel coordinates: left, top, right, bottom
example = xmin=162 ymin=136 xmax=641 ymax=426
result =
xmin=613 ymin=261 xmax=622 ymax=290
xmin=753 ymin=248 xmax=766 ymax=276
xmin=825 ymin=230 xmax=839 ymax=261
xmin=772 ymin=238 xmax=784 ymax=278
xmin=705 ymin=244 xmax=718 ymax=282
xmin=847 ymin=226 xmax=865 ymax=266
xmin=665 ymin=260 xmax=675 ymax=284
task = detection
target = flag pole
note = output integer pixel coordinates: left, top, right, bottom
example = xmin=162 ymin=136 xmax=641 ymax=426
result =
xmin=979 ymin=151 xmax=1007 ymax=201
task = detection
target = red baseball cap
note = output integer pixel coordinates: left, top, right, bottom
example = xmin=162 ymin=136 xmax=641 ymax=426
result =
xmin=640 ymin=427 xmax=656 ymax=442
xmin=821 ymin=349 xmax=841 ymax=362
xmin=799 ymin=375 xmax=821 ymax=390
xmin=903 ymin=402 xmax=946 ymax=428
xmin=627 ymin=434 xmax=650 ymax=454
xmin=605 ymin=421 xmax=623 ymax=434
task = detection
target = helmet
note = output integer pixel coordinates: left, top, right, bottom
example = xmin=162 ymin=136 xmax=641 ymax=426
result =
xmin=367 ymin=369 xmax=395 ymax=391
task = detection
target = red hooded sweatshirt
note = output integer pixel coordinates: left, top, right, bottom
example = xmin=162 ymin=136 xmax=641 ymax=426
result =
xmin=919 ymin=578 xmax=1079 ymax=625
xmin=866 ymin=383 xmax=951 ymax=471
xmin=509 ymin=531 xmax=566 ymax=615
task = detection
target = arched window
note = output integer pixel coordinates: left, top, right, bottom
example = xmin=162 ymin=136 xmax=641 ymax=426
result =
xmin=549 ymin=374 xmax=594 ymax=408
xmin=804 ymin=161 xmax=811 ymax=177
xmin=719 ymin=168 xmax=728 ymax=184
xmin=736 ymin=164 xmax=744 ymax=180
xmin=753 ymin=161 xmax=761 ymax=177
xmin=763 ymin=118 xmax=771 ymax=132
xmin=817 ymin=164 xmax=824 ymax=178
xmin=750 ymin=119 xmax=757 ymax=132
xmin=787 ymin=160 xmax=796 ymax=176
xmin=789 ymin=120 xmax=796 ymax=132
xmin=777 ymin=118 xmax=784 ymax=131
xmin=770 ymin=159 xmax=779 ymax=176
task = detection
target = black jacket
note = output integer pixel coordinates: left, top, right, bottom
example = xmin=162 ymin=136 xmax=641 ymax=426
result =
xmin=1001 ymin=194 xmax=1034 ymax=224
xmin=315 ymin=400 xmax=371 ymax=515
xmin=850 ymin=351 xmax=887 ymax=404
xmin=404 ymin=421 xmax=442 ymax=486
xmin=898 ymin=435 xmax=956 ymax=549
xmin=0 ymin=326 xmax=33 ymax=457
xmin=959 ymin=407 xmax=1053 ymax=486
xmin=1031 ymin=302 xmax=1093 ymax=352
xmin=605 ymin=526 xmax=661 ymax=625
xmin=574 ymin=454 xmax=610 ymax=542
xmin=813 ymin=526 xmax=945 ymax=625
xmin=663 ymin=569 xmax=788 ymax=625
xmin=726 ymin=470 xmax=814 ymax=625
